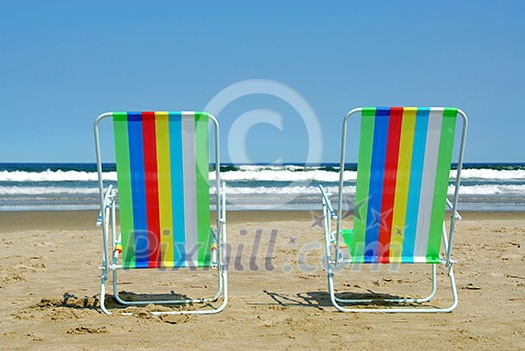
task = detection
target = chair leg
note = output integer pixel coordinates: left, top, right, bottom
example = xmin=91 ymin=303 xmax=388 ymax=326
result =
xmin=99 ymin=268 xmax=111 ymax=315
xmin=101 ymin=183 xmax=228 ymax=315
xmin=413 ymin=264 xmax=438 ymax=303
xmin=446 ymin=264 xmax=459 ymax=312
xmin=327 ymin=258 xmax=458 ymax=313
xmin=333 ymin=263 xmax=438 ymax=304
xmin=111 ymin=267 xmax=226 ymax=306
xmin=103 ymin=258 xmax=228 ymax=315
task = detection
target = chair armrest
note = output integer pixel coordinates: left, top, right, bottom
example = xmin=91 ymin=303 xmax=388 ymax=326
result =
xmin=319 ymin=184 xmax=337 ymax=219
xmin=96 ymin=184 xmax=116 ymax=226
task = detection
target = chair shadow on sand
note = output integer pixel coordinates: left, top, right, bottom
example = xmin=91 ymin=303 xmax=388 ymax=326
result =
xmin=36 ymin=292 xmax=100 ymax=311
xmin=40 ymin=291 xmax=208 ymax=312
xmin=260 ymin=289 xmax=428 ymax=310
xmin=47 ymin=289 xmax=432 ymax=312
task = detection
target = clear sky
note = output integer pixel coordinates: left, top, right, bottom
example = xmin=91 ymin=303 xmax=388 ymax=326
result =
xmin=1 ymin=1 xmax=524 ymax=164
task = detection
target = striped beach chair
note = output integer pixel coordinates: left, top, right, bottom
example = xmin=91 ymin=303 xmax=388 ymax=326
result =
xmin=94 ymin=111 xmax=227 ymax=315
xmin=319 ymin=107 xmax=468 ymax=312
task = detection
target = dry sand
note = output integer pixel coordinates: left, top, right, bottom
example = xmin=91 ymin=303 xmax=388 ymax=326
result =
xmin=0 ymin=210 xmax=524 ymax=350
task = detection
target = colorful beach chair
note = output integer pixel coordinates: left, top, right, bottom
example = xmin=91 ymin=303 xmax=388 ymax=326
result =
xmin=94 ymin=111 xmax=227 ymax=315
xmin=319 ymin=107 xmax=468 ymax=312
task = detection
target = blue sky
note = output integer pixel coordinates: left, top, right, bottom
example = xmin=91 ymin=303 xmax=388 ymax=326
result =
xmin=1 ymin=1 xmax=524 ymax=164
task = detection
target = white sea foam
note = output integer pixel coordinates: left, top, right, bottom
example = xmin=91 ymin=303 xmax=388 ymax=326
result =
xmin=0 ymin=170 xmax=117 ymax=182
xmin=0 ymin=162 xmax=522 ymax=212
xmin=0 ymin=167 xmax=523 ymax=183
xmin=216 ymin=168 xmax=525 ymax=183
xmin=453 ymin=168 xmax=525 ymax=180
xmin=214 ymin=170 xmax=356 ymax=182
xmin=4 ymin=183 xmax=515 ymax=197
xmin=449 ymin=184 xmax=525 ymax=196
xmin=211 ymin=184 xmax=525 ymax=197
xmin=0 ymin=186 xmax=99 ymax=195
xmin=211 ymin=185 xmax=352 ymax=196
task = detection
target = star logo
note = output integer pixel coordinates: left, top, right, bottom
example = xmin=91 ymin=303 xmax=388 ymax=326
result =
xmin=352 ymin=197 xmax=369 ymax=224
xmin=310 ymin=211 xmax=325 ymax=229
xmin=368 ymin=208 xmax=393 ymax=231
xmin=393 ymin=225 xmax=404 ymax=237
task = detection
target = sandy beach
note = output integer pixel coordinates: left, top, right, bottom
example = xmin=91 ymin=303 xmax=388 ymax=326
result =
xmin=0 ymin=210 xmax=523 ymax=350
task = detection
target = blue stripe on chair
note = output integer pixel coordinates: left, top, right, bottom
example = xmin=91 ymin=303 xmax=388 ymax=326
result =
xmin=364 ymin=107 xmax=390 ymax=263
xmin=127 ymin=112 xmax=149 ymax=268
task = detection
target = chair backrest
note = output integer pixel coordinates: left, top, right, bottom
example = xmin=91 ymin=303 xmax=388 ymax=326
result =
xmin=344 ymin=107 xmax=461 ymax=264
xmin=112 ymin=111 xmax=214 ymax=269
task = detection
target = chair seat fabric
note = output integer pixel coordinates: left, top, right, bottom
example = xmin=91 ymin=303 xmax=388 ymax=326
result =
xmin=113 ymin=111 xmax=212 ymax=269
xmin=349 ymin=107 xmax=457 ymax=264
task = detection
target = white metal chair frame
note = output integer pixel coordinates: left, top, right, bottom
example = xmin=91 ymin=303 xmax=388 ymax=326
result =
xmin=94 ymin=112 xmax=228 ymax=315
xmin=320 ymin=107 xmax=468 ymax=313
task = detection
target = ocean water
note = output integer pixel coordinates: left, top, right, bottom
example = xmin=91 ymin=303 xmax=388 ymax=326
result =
xmin=0 ymin=163 xmax=524 ymax=212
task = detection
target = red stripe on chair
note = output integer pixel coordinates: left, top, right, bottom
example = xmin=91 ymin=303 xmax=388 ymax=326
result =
xmin=378 ymin=107 xmax=403 ymax=263
xmin=142 ymin=112 xmax=161 ymax=268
